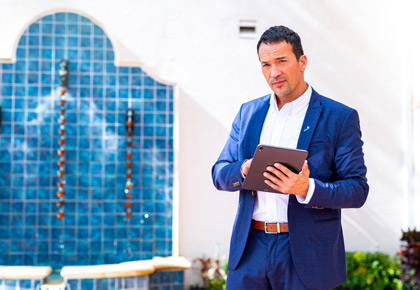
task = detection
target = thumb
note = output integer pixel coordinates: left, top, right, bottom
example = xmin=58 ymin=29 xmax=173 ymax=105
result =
xmin=300 ymin=160 xmax=310 ymax=177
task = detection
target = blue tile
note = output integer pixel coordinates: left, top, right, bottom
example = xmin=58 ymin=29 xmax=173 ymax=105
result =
xmin=14 ymin=98 xmax=25 ymax=109
xmin=80 ymin=74 xmax=90 ymax=85
xmin=1 ymin=111 xmax=12 ymax=123
xmin=56 ymin=36 xmax=66 ymax=47
xmin=79 ymin=138 xmax=90 ymax=149
xmin=80 ymin=37 xmax=90 ymax=47
xmin=143 ymin=88 xmax=154 ymax=99
xmin=77 ymin=88 xmax=89 ymax=99
xmin=2 ymin=73 xmax=13 ymax=84
xmin=55 ymin=48 xmax=65 ymax=59
xmin=68 ymin=36 xmax=78 ymax=47
xmin=41 ymin=23 xmax=53 ymax=34
xmin=41 ymin=49 xmax=53 ymax=59
xmin=105 ymin=100 xmax=116 ymax=110
xmin=38 ymin=187 xmax=51 ymax=198
xmin=68 ymin=24 xmax=79 ymax=35
xmin=55 ymin=12 xmax=66 ymax=22
xmin=144 ymin=76 xmax=156 ymax=86
xmin=67 ymin=49 xmax=78 ymax=60
xmin=28 ymin=48 xmax=40 ymax=59
xmin=1 ymin=85 xmax=12 ymax=96
xmin=16 ymin=48 xmax=26 ymax=59
xmin=0 ymin=175 xmax=10 ymax=187
xmin=68 ymin=12 xmax=79 ymax=22
xmin=15 ymin=73 xmax=26 ymax=84
xmin=91 ymin=229 xmax=102 ymax=241
xmin=1 ymin=63 xmax=13 ymax=71
xmin=1 ymin=98 xmax=12 ymax=109
xmin=18 ymin=35 xmax=27 ymax=47
xmin=93 ymin=75 xmax=103 ymax=85
xmin=80 ymin=49 xmax=91 ymax=60
xmin=0 ymin=161 xmax=11 ymax=173
xmin=41 ymin=86 xmax=52 ymax=96
xmin=93 ymin=87 xmax=104 ymax=98
xmin=24 ymin=228 xmax=36 ymax=239
xmin=81 ymin=24 xmax=91 ymax=35
xmin=93 ymin=50 xmax=104 ymax=59
xmin=93 ymin=25 xmax=104 ymax=36
xmin=80 ymin=279 xmax=93 ymax=289
xmin=106 ymin=62 xmax=116 ymax=73
xmin=0 ymin=11 xmax=175 ymax=269
xmin=55 ymin=23 xmax=65 ymax=34
xmin=41 ymin=36 xmax=53 ymax=48
xmin=93 ymin=62 xmax=103 ymax=72
xmin=28 ymin=73 xmax=39 ymax=84
xmin=28 ymin=60 xmax=39 ymax=71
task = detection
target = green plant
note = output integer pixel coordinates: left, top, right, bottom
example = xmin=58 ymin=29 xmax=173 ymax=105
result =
xmin=400 ymin=228 xmax=420 ymax=289
xmin=334 ymin=251 xmax=404 ymax=290
xmin=190 ymin=256 xmax=227 ymax=290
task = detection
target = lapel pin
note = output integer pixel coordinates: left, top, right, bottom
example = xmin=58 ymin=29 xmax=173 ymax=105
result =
xmin=303 ymin=126 xmax=310 ymax=132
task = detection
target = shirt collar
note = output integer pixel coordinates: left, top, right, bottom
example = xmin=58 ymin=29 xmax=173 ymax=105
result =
xmin=270 ymin=84 xmax=312 ymax=115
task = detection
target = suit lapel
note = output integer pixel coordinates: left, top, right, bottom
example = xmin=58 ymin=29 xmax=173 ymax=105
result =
xmin=297 ymin=90 xmax=322 ymax=151
xmin=246 ymin=95 xmax=270 ymax=157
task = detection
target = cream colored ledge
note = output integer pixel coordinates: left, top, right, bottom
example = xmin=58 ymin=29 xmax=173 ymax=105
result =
xmin=150 ymin=256 xmax=191 ymax=271
xmin=40 ymin=280 xmax=66 ymax=290
xmin=0 ymin=266 xmax=52 ymax=280
xmin=60 ymin=256 xmax=191 ymax=280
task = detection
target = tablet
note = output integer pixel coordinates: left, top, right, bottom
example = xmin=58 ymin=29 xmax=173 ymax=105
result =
xmin=242 ymin=144 xmax=308 ymax=194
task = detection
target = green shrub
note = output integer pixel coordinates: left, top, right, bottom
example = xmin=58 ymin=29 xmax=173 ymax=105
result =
xmin=334 ymin=251 xmax=404 ymax=290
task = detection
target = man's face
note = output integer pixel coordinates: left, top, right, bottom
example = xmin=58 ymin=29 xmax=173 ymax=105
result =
xmin=258 ymin=41 xmax=307 ymax=103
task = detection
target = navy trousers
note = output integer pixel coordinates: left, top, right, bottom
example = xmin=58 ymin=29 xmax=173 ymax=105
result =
xmin=226 ymin=227 xmax=322 ymax=290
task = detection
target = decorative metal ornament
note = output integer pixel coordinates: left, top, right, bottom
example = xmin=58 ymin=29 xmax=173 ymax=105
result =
xmin=125 ymin=108 xmax=135 ymax=219
xmin=56 ymin=60 xmax=69 ymax=220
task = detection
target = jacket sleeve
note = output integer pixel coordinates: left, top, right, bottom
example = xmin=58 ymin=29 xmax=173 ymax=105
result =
xmin=307 ymin=109 xmax=369 ymax=209
xmin=212 ymin=105 xmax=246 ymax=192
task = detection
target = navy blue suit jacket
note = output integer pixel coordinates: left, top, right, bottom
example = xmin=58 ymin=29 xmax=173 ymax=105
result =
xmin=212 ymin=89 xmax=369 ymax=289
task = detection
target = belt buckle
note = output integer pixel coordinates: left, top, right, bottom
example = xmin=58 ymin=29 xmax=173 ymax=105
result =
xmin=264 ymin=222 xmax=280 ymax=234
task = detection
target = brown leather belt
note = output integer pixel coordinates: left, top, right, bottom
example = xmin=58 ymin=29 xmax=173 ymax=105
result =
xmin=253 ymin=220 xmax=289 ymax=234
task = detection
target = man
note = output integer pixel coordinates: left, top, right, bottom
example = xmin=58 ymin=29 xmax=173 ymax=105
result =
xmin=212 ymin=26 xmax=369 ymax=290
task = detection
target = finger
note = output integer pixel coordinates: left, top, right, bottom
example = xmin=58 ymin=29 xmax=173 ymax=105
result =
xmin=273 ymin=163 xmax=293 ymax=177
xmin=300 ymin=160 xmax=310 ymax=177
xmin=264 ymin=179 xmax=283 ymax=192
xmin=263 ymin=171 xmax=282 ymax=183
xmin=266 ymin=166 xmax=286 ymax=179
xmin=241 ymin=159 xmax=252 ymax=176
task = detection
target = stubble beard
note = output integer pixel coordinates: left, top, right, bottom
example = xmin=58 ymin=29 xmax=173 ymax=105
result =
xmin=273 ymin=81 xmax=292 ymax=100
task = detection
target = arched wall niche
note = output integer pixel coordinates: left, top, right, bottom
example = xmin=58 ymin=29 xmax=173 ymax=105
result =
xmin=0 ymin=10 xmax=177 ymax=268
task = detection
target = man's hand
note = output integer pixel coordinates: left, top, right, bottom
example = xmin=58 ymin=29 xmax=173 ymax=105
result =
xmin=263 ymin=160 xmax=310 ymax=197
xmin=241 ymin=159 xmax=253 ymax=176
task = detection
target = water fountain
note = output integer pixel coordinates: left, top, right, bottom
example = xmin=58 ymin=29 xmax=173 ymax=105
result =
xmin=0 ymin=11 xmax=189 ymax=290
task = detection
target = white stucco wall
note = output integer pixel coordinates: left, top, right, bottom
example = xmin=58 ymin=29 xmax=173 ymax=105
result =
xmin=1 ymin=0 xmax=419 ymax=263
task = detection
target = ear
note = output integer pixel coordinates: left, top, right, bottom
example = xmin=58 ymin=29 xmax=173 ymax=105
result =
xmin=299 ymin=55 xmax=307 ymax=72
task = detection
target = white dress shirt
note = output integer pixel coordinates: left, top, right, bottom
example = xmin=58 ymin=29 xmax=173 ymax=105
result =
xmin=252 ymin=85 xmax=315 ymax=222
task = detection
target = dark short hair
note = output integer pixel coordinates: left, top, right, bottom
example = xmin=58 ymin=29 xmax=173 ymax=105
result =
xmin=257 ymin=26 xmax=304 ymax=60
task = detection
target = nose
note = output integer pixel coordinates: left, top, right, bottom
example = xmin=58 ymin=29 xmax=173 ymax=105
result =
xmin=270 ymin=64 xmax=282 ymax=79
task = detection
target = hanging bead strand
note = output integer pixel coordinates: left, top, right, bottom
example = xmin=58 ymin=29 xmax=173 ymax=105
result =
xmin=56 ymin=60 xmax=69 ymax=220
xmin=125 ymin=108 xmax=135 ymax=219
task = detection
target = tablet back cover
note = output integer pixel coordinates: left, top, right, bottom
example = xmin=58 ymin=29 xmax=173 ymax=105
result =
xmin=242 ymin=145 xmax=308 ymax=194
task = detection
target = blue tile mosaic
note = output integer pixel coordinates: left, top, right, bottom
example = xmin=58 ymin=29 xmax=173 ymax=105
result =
xmin=62 ymin=271 xmax=185 ymax=290
xmin=0 ymin=11 xmax=174 ymax=272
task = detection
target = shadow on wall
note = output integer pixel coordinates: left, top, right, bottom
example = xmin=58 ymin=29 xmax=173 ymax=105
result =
xmin=177 ymin=87 xmax=238 ymax=288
